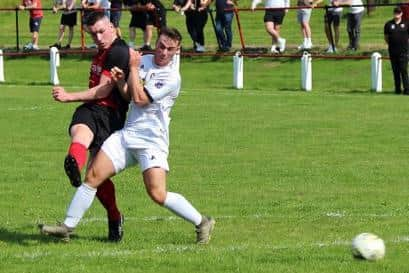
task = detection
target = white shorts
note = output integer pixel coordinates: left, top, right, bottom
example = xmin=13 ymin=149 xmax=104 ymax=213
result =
xmin=101 ymin=131 xmax=169 ymax=174
xmin=297 ymin=8 xmax=312 ymax=23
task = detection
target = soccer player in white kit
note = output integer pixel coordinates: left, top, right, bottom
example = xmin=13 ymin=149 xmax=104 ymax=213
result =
xmin=40 ymin=27 xmax=215 ymax=244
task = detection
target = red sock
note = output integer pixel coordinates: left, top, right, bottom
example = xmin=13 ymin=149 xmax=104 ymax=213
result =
xmin=96 ymin=179 xmax=121 ymax=221
xmin=68 ymin=142 xmax=88 ymax=170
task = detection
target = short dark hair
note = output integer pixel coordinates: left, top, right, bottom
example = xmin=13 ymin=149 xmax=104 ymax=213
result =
xmin=83 ymin=11 xmax=108 ymax=26
xmin=394 ymin=6 xmax=402 ymax=14
xmin=158 ymin=27 xmax=182 ymax=45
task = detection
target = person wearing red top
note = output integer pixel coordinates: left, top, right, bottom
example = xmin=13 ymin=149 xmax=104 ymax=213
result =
xmin=47 ymin=11 xmax=130 ymax=242
xmin=401 ymin=2 xmax=409 ymax=22
xmin=18 ymin=0 xmax=43 ymax=51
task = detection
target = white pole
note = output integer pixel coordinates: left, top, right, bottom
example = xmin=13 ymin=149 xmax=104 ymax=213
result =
xmin=50 ymin=47 xmax=60 ymax=85
xmin=0 ymin=49 xmax=4 ymax=82
xmin=301 ymin=51 xmax=312 ymax=91
xmin=233 ymin=51 xmax=243 ymax=89
xmin=371 ymin=52 xmax=382 ymax=92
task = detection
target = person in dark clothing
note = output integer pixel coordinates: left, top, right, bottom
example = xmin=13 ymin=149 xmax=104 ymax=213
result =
xmin=184 ymin=0 xmax=211 ymax=52
xmin=124 ymin=0 xmax=166 ymax=50
xmin=214 ymin=0 xmax=237 ymax=52
xmin=384 ymin=6 xmax=409 ymax=94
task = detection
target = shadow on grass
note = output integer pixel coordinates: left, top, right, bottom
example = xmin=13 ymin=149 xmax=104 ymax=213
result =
xmin=0 ymin=226 xmax=59 ymax=245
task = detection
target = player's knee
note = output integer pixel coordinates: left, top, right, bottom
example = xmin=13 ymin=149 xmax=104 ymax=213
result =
xmin=146 ymin=188 xmax=166 ymax=205
xmin=84 ymin=168 xmax=99 ymax=187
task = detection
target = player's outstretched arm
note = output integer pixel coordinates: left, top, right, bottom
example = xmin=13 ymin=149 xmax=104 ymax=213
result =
xmin=52 ymin=76 xmax=115 ymax=103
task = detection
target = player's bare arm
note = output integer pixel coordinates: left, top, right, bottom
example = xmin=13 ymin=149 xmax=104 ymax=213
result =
xmin=52 ymin=75 xmax=115 ymax=102
xmin=128 ymin=50 xmax=151 ymax=106
xmin=111 ymin=66 xmax=131 ymax=101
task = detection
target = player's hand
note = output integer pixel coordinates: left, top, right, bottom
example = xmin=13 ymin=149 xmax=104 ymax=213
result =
xmin=111 ymin=66 xmax=125 ymax=82
xmin=17 ymin=5 xmax=25 ymax=10
xmin=146 ymin=3 xmax=155 ymax=10
xmin=52 ymin=86 xmax=72 ymax=102
xmin=52 ymin=6 xmax=58 ymax=13
xmin=129 ymin=48 xmax=142 ymax=69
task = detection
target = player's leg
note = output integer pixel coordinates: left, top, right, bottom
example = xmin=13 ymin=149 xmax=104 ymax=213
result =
xmin=40 ymin=134 xmax=123 ymax=240
xmin=140 ymin=149 xmax=215 ymax=244
xmin=65 ymin=123 xmax=94 ymax=187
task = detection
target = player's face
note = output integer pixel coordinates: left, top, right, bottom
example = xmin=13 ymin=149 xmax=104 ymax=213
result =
xmin=86 ymin=17 xmax=115 ymax=50
xmin=154 ymin=35 xmax=180 ymax=67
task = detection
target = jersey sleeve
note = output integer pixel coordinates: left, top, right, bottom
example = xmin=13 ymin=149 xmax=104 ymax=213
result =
xmin=144 ymin=71 xmax=180 ymax=102
xmin=102 ymin=43 xmax=130 ymax=79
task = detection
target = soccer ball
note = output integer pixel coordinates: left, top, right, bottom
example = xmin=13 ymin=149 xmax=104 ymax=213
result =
xmin=351 ymin=233 xmax=385 ymax=261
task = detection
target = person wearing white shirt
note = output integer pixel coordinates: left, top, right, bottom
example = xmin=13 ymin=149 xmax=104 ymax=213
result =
xmin=251 ymin=0 xmax=289 ymax=53
xmin=39 ymin=27 xmax=215 ymax=244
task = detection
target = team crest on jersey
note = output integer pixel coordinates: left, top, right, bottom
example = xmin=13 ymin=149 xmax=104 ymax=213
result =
xmin=155 ymin=81 xmax=164 ymax=89
xmin=401 ymin=23 xmax=405 ymax=28
xmin=391 ymin=24 xmax=395 ymax=30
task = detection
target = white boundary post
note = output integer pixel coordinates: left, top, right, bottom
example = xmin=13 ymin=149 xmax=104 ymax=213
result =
xmin=233 ymin=51 xmax=243 ymax=89
xmin=371 ymin=52 xmax=382 ymax=92
xmin=0 ymin=49 xmax=4 ymax=82
xmin=50 ymin=47 xmax=60 ymax=85
xmin=301 ymin=51 xmax=312 ymax=91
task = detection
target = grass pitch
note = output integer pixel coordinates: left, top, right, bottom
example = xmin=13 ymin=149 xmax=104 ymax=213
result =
xmin=0 ymin=55 xmax=409 ymax=273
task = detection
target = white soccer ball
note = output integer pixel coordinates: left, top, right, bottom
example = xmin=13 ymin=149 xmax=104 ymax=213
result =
xmin=351 ymin=233 xmax=385 ymax=261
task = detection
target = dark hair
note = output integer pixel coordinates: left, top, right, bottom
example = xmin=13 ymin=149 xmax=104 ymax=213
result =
xmin=83 ymin=11 xmax=108 ymax=26
xmin=394 ymin=6 xmax=402 ymax=14
xmin=159 ymin=27 xmax=182 ymax=44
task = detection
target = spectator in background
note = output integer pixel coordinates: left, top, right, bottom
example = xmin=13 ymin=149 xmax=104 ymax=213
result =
xmin=296 ymin=0 xmax=322 ymax=50
xmin=110 ymin=0 xmax=124 ymax=37
xmin=384 ymin=6 xmax=409 ymax=95
xmin=50 ymin=0 xmax=77 ymax=50
xmin=172 ymin=0 xmax=190 ymax=14
xmin=400 ymin=0 xmax=409 ymax=22
xmin=334 ymin=0 xmax=364 ymax=51
xmin=251 ymin=0 xmax=289 ymax=54
xmin=323 ymin=0 xmax=342 ymax=53
xmin=214 ymin=0 xmax=237 ymax=52
xmin=124 ymin=0 xmax=166 ymax=51
xmin=184 ymin=0 xmax=211 ymax=52
xmin=82 ymin=0 xmax=111 ymax=18
xmin=18 ymin=0 xmax=43 ymax=51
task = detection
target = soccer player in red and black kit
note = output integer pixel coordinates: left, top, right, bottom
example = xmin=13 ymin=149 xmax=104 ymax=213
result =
xmin=51 ymin=11 xmax=130 ymax=242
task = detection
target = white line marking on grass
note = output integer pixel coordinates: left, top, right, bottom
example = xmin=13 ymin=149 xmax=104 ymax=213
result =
xmin=81 ymin=212 xmax=403 ymax=224
xmin=7 ymin=106 xmax=55 ymax=111
xmin=13 ymin=236 xmax=409 ymax=260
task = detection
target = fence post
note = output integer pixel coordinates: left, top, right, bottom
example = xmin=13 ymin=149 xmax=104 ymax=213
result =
xmin=301 ymin=51 xmax=312 ymax=91
xmin=233 ymin=51 xmax=243 ymax=89
xmin=0 ymin=49 xmax=4 ymax=82
xmin=50 ymin=47 xmax=60 ymax=85
xmin=371 ymin=52 xmax=382 ymax=92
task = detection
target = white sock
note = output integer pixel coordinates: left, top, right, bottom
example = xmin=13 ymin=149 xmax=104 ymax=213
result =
xmin=64 ymin=183 xmax=97 ymax=228
xmin=164 ymin=192 xmax=202 ymax=226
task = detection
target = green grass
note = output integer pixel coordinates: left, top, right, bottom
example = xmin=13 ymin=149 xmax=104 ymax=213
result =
xmin=1 ymin=1 xmax=409 ymax=272
xmin=1 ymin=55 xmax=409 ymax=273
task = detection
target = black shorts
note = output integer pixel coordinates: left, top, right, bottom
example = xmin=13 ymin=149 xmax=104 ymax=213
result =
xmin=129 ymin=11 xmax=147 ymax=30
xmin=264 ymin=9 xmax=285 ymax=24
xmin=69 ymin=103 xmax=125 ymax=156
xmin=29 ymin=17 xmax=42 ymax=32
xmin=146 ymin=8 xmax=166 ymax=28
xmin=110 ymin=10 xmax=122 ymax=27
xmin=61 ymin=12 xmax=77 ymax=27
xmin=324 ymin=11 xmax=341 ymax=27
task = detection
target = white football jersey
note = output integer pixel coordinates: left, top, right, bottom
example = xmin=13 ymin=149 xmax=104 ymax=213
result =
xmin=121 ymin=54 xmax=181 ymax=154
